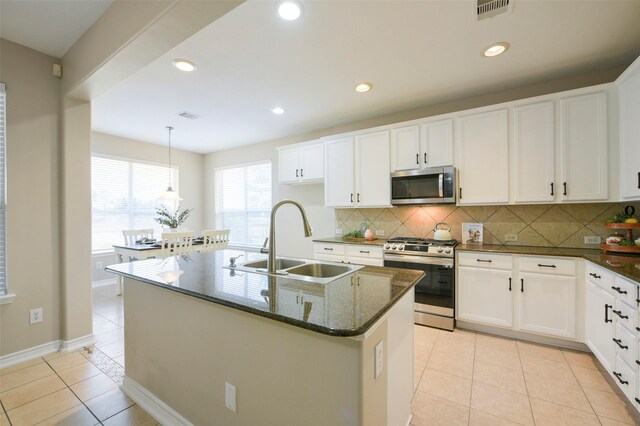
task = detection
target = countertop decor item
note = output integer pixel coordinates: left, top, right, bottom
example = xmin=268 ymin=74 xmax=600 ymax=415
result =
xmin=600 ymin=217 xmax=640 ymax=254
xmin=462 ymin=223 xmax=483 ymax=244
xmin=154 ymin=204 xmax=193 ymax=229
xmin=433 ymin=222 xmax=452 ymax=241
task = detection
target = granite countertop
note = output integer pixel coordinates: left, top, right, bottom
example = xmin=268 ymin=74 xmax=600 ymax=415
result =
xmin=106 ymin=249 xmax=423 ymax=337
xmin=456 ymin=244 xmax=603 ymax=258
xmin=313 ymin=236 xmax=387 ymax=246
xmin=583 ymin=253 xmax=640 ymax=283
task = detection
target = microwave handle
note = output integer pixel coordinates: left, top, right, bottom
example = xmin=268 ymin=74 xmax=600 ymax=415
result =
xmin=438 ymin=173 xmax=444 ymax=198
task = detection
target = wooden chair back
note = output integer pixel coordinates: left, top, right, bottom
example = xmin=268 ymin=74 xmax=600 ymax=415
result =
xmin=202 ymin=229 xmax=230 ymax=251
xmin=123 ymin=229 xmax=154 ymax=245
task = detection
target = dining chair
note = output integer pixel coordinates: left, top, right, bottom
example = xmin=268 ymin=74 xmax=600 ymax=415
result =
xmin=202 ymin=229 xmax=230 ymax=251
xmin=161 ymin=231 xmax=194 ymax=257
xmin=122 ymin=229 xmax=154 ymax=245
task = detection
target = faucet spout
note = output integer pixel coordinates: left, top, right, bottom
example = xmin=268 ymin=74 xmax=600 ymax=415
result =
xmin=267 ymin=200 xmax=313 ymax=273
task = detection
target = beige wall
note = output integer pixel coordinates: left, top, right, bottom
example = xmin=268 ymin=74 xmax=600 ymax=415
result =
xmin=0 ymin=39 xmax=61 ymax=355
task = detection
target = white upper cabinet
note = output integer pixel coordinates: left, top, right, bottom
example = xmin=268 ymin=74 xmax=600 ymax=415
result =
xmin=324 ymin=137 xmax=354 ymax=207
xmin=390 ymin=119 xmax=453 ymax=172
xmin=325 ymin=131 xmax=391 ymax=208
xmin=559 ymin=92 xmax=608 ymax=201
xmin=456 ymin=109 xmax=509 ymax=205
xmin=277 ymin=140 xmax=324 ymax=184
xmin=354 ymin=130 xmax=391 ymax=207
xmin=617 ymin=57 xmax=640 ymax=200
xmin=512 ymin=102 xmax=555 ymax=203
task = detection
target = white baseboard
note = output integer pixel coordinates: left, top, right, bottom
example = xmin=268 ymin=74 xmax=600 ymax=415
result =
xmin=0 ymin=334 xmax=95 ymax=368
xmin=60 ymin=334 xmax=94 ymax=352
xmin=0 ymin=340 xmax=61 ymax=368
xmin=456 ymin=320 xmax=589 ymax=351
xmin=121 ymin=375 xmax=193 ymax=426
xmin=92 ymin=278 xmax=117 ymax=288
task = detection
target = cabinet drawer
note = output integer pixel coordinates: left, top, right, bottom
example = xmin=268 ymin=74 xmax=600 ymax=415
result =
xmin=314 ymin=253 xmax=345 ymax=263
xmin=519 ymin=256 xmax=575 ymax=276
xmin=347 ymin=256 xmax=383 ymax=267
xmin=458 ymin=252 xmax=512 ymax=270
xmin=314 ymin=243 xmax=345 ymax=255
xmin=613 ymin=354 xmax=636 ymax=402
xmin=614 ymin=321 xmax=637 ymax=369
xmin=346 ymin=245 xmax=383 ymax=259
xmin=612 ymin=275 xmax=639 ymax=309
xmin=613 ymin=299 xmax=638 ymax=332
xmin=586 ymin=262 xmax=614 ymax=291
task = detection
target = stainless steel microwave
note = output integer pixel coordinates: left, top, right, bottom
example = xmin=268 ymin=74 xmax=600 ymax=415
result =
xmin=391 ymin=167 xmax=456 ymax=205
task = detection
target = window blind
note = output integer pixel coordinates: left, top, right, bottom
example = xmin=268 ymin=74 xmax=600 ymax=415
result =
xmin=91 ymin=155 xmax=177 ymax=252
xmin=215 ymin=161 xmax=271 ymax=246
xmin=0 ymin=83 xmax=6 ymax=295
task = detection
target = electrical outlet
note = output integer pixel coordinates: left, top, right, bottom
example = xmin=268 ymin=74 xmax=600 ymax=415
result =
xmin=504 ymin=234 xmax=518 ymax=242
xmin=335 ymin=228 xmax=343 ymax=235
xmin=374 ymin=340 xmax=384 ymax=379
xmin=225 ymin=382 xmax=236 ymax=412
xmin=30 ymin=308 xmax=43 ymax=324
xmin=96 ymin=261 xmax=103 ymax=269
xmin=584 ymin=236 xmax=601 ymax=244
xmin=376 ymin=230 xmax=385 ymax=237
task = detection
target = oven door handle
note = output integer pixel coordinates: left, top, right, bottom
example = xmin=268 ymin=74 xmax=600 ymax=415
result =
xmin=438 ymin=173 xmax=444 ymax=198
xmin=384 ymin=253 xmax=454 ymax=266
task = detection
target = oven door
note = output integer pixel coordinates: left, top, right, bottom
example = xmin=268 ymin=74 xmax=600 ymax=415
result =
xmin=383 ymin=254 xmax=454 ymax=317
xmin=391 ymin=167 xmax=455 ymax=205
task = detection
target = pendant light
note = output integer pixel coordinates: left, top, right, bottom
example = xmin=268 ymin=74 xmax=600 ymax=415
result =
xmin=158 ymin=126 xmax=182 ymax=202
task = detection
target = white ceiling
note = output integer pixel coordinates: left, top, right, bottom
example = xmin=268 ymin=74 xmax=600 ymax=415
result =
xmin=0 ymin=0 xmax=113 ymax=58
xmin=89 ymin=0 xmax=640 ymax=154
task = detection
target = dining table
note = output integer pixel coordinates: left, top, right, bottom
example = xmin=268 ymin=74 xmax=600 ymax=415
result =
xmin=112 ymin=239 xmax=205 ymax=295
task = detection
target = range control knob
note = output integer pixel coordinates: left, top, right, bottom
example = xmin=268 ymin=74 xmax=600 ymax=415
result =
xmin=398 ymin=245 xmax=404 ymax=251
xmin=444 ymin=248 xmax=452 ymax=254
xmin=391 ymin=244 xmax=398 ymax=250
xmin=384 ymin=244 xmax=391 ymax=250
xmin=437 ymin=248 xmax=444 ymax=253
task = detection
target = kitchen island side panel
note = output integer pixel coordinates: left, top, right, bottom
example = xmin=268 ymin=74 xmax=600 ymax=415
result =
xmin=122 ymin=278 xmax=392 ymax=426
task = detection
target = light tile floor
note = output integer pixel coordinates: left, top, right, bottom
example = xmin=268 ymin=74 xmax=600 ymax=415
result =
xmin=411 ymin=325 xmax=640 ymax=426
xmin=0 ymin=284 xmax=156 ymax=425
xmin=3 ymin=283 xmax=640 ymax=425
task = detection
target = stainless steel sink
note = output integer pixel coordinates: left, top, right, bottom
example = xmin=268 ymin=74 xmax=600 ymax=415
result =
xmin=229 ymin=257 xmax=363 ymax=284
xmin=285 ymin=263 xmax=351 ymax=279
xmin=242 ymin=258 xmax=305 ymax=270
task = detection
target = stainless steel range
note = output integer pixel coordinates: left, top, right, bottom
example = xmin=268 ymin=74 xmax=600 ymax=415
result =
xmin=383 ymin=237 xmax=457 ymax=331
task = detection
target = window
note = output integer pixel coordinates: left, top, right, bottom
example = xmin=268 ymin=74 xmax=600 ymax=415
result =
xmin=0 ymin=83 xmax=6 ymax=296
xmin=215 ymin=161 xmax=271 ymax=246
xmin=91 ymin=155 xmax=177 ymax=252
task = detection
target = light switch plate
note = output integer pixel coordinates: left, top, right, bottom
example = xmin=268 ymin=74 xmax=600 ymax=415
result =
xmin=335 ymin=228 xmax=343 ymax=235
xmin=225 ymin=382 xmax=236 ymax=412
xmin=374 ymin=340 xmax=383 ymax=379
xmin=376 ymin=230 xmax=385 ymax=237
xmin=584 ymin=236 xmax=601 ymax=244
xmin=504 ymin=234 xmax=518 ymax=242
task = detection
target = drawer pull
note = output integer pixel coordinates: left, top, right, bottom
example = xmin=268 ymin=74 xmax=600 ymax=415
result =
xmin=605 ymin=304 xmax=612 ymax=323
xmin=476 ymin=259 xmax=492 ymax=263
xmin=636 ymin=327 xmax=640 ymax=332
xmin=359 ymin=250 xmax=370 ymax=254
xmin=613 ymin=309 xmax=629 ymax=319
xmin=589 ymin=273 xmax=601 ymax=279
xmin=636 ymin=360 xmax=640 ymax=366
xmin=323 ymin=248 xmax=334 ymax=251
xmin=613 ymin=371 xmax=629 ymax=385
xmin=611 ymin=286 xmax=628 ymax=295
xmin=521 ymin=278 xmax=524 ymax=293
xmin=537 ymin=264 xmax=556 ymax=268
xmin=508 ymin=277 xmax=512 ymax=292
xmin=613 ymin=338 xmax=629 ymax=350
xmin=636 ymin=397 xmax=640 ymax=405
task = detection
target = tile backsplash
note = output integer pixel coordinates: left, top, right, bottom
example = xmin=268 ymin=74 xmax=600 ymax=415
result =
xmin=336 ymin=202 xmax=640 ymax=248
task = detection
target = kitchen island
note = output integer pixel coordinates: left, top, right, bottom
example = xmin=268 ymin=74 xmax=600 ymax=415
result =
xmin=106 ymin=249 xmax=423 ymax=426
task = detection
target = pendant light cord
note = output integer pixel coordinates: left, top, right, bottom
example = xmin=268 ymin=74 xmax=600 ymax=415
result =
xmin=166 ymin=126 xmax=174 ymax=187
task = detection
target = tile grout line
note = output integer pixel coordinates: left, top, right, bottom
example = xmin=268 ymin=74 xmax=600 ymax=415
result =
xmin=561 ymin=350 xmax=602 ymax=420
xmin=514 ymin=341 xmax=537 ymax=425
xmin=0 ymin=399 xmax=13 ymax=426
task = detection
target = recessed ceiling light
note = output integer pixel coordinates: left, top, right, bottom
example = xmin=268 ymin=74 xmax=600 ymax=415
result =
xmin=482 ymin=42 xmax=510 ymax=57
xmin=355 ymin=82 xmax=373 ymax=93
xmin=277 ymin=1 xmax=303 ymax=21
xmin=173 ymin=59 xmax=196 ymax=72
xmin=271 ymin=107 xmax=285 ymax=115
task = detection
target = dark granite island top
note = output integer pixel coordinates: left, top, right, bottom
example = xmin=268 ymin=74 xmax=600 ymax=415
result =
xmin=106 ymin=249 xmax=423 ymax=337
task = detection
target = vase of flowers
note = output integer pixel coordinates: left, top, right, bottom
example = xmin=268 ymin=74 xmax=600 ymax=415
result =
xmin=154 ymin=205 xmax=193 ymax=230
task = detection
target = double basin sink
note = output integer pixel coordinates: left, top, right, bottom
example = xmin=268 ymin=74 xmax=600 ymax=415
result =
xmin=230 ymin=258 xmax=363 ymax=284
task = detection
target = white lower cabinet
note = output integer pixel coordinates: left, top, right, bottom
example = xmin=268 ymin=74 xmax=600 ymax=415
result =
xmin=585 ymin=279 xmax=615 ymax=370
xmin=457 ymin=252 xmax=577 ymax=339
xmin=313 ymin=243 xmax=383 ymax=266
xmin=519 ymin=272 xmax=576 ymax=338
xmin=457 ymin=266 xmax=513 ymax=328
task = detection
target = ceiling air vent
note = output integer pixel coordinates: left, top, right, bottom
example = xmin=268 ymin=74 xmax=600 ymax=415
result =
xmin=477 ymin=0 xmax=511 ymax=20
xmin=178 ymin=111 xmax=201 ymax=120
